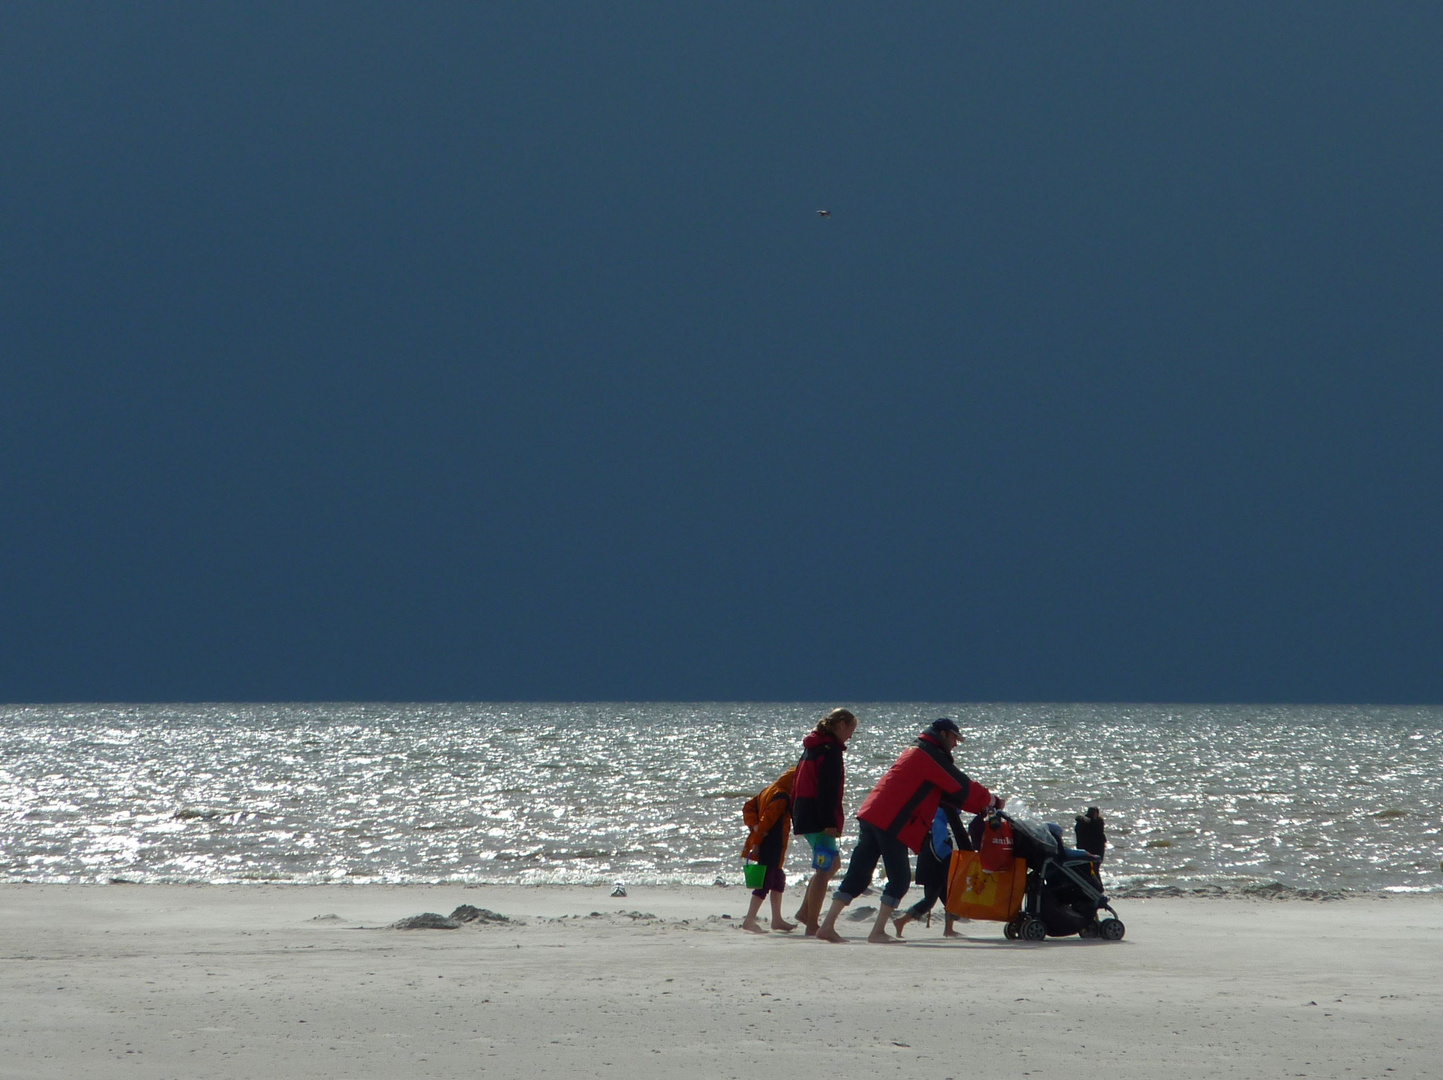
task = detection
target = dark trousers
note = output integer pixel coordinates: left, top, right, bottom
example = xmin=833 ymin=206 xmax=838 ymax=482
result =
xmin=750 ymin=862 xmax=786 ymax=898
xmin=835 ymin=819 xmax=911 ymax=908
xmin=905 ymin=843 xmax=948 ymax=919
xmin=750 ymin=820 xmax=788 ymax=898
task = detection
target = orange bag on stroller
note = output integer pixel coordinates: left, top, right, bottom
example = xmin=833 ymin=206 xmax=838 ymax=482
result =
xmin=944 ymin=848 xmax=1027 ymax=922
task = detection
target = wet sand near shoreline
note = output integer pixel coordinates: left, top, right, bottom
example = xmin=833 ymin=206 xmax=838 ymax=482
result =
xmin=2 ymin=884 xmax=1439 ymax=1079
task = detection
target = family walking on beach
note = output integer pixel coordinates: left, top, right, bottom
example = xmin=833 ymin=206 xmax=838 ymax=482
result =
xmin=741 ymin=707 xmax=1007 ymax=943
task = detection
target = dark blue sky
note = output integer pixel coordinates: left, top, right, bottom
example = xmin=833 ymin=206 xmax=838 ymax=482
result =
xmin=3 ymin=4 xmax=1441 ymax=702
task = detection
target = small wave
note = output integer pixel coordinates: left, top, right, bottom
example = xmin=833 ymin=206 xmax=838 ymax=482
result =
xmin=172 ymin=809 xmax=263 ymax=823
xmin=1383 ymin=884 xmax=1443 ymax=894
xmin=487 ymin=850 xmax=546 ymax=863
xmin=1112 ymin=880 xmax=1349 ymax=901
xmin=1240 ymin=881 xmax=1348 ymax=902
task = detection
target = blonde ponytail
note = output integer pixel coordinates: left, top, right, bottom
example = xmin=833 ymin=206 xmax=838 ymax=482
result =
xmin=814 ymin=707 xmax=857 ymax=737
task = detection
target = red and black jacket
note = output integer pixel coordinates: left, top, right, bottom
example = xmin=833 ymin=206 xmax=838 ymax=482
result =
xmin=856 ymin=732 xmax=994 ymax=853
xmin=791 ymin=730 xmax=846 ymax=835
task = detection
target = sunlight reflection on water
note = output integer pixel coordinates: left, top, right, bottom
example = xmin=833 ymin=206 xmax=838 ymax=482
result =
xmin=2 ymin=702 xmax=1439 ymax=893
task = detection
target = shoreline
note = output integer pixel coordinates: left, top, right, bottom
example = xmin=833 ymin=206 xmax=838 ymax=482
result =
xmin=3 ymin=884 xmax=1441 ymax=1079
xmin=11 ymin=876 xmax=1437 ymax=901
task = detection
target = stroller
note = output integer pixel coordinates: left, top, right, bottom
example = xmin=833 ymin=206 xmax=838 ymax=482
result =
xmin=1004 ymin=812 xmax=1124 ymax=941
xmin=946 ymin=809 xmax=1125 ymax=942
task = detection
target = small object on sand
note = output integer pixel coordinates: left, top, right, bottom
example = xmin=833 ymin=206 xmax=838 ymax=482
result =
xmin=390 ymin=912 xmax=461 ymax=930
xmin=449 ymin=905 xmax=510 ymax=924
xmin=713 ymin=877 xmax=729 ymax=887
xmin=611 ymin=881 xmax=627 ymax=897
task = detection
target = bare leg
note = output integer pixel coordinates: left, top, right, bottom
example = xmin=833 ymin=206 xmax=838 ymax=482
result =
xmin=768 ymin=890 xmax=796 ymax=932
xmin=868 ymin=903 xmax=901 ymax=944
xmin=816 ymin=895 xmax=850 ymax=943
xmin=799 ymin=869 xmax=835 ymax=936
xmin=892 ymin=909 xmax=913 ymax=937
xmin=793 ymin=876 xmax=810 ymax=924
xmin=739 ymin=892 xmax=767 ymax=934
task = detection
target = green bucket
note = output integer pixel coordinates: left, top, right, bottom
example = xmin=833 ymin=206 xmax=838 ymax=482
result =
xmin=743 ymin=861 xmax=767 ymax=889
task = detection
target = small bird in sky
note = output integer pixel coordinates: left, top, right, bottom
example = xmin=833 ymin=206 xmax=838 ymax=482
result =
xmin=817 ymin=209 xmax=831 ymax=218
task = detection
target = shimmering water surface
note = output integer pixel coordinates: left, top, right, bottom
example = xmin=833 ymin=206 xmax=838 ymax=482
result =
xmin=2 ymin=703 xmax=1439 ymax=894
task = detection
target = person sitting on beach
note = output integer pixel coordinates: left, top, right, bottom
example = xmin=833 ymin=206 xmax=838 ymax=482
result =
xmin=816 ymin=718 xmax=1003 ymax=944
xmin=891 ymin=804 xmax=970 ymax=939
xmin=740 ymin=766 xmax=797 ymax=933
xmin=790 ymin=707 xmax=858 ymax=936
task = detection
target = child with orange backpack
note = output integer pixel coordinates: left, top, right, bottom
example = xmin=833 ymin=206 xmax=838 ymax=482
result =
xmin=740 ymin=767 xmax=797 ymax=933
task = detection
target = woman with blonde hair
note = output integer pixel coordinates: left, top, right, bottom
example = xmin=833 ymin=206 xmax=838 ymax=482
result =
xmin=790 ymin=707 xmax=858 ymax=935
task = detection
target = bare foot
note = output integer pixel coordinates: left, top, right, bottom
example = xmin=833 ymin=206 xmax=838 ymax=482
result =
xmin=942 ymin=928 xmax=964 ymax=938
xmin=891 ymin=916 xmax=909 ymax=938
xmin=867 ymin=930 xmax=903 ymax=944
xmin=816 ymin=927 xmax=848 ymax=943
xmin=771 ymin=919 xmax=797 ymax=933
xmin=740 ymin=919 xmax=767 ymax=934
xmin=803 ymin=923 xmax=819 ymax=937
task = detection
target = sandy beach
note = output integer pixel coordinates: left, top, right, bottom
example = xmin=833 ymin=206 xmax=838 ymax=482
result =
xmin=1 ymin=884 xmax=1438 ymax=1079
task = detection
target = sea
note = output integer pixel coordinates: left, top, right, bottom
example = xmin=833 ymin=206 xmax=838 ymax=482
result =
xmin=2 ymin=703 xmax=1439 ymax=897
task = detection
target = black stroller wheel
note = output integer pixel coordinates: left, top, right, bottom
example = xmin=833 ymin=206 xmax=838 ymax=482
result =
xmin=1020 ymin=917 xmax=1047 ymax=942
xmin=1100 ymin=918 xmax=1126 ymax=941
xmin=1003 ymin=918 xmax=1021 ymax=940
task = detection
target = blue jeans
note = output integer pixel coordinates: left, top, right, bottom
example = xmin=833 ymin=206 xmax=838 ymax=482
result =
xmin=835 ymin=819 xmax=911 ymax=908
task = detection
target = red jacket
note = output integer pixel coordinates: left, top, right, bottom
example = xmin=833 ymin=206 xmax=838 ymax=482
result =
xmin=857 ymin=733 xmax=995 ymax=853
